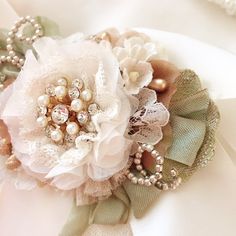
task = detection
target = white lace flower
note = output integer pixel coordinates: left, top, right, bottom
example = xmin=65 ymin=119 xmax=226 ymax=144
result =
xmin=0 ymin=34 xmax=134 ymax=191
xmin=126 ymin=88 xmax=169 ymax=145
xmin=113 ymin=35 xmax=166 ymax=63
xmin=112 ymin=31 xmax=167 ymax=95
xmin=120 ymin=58 xmax=153 ymax=94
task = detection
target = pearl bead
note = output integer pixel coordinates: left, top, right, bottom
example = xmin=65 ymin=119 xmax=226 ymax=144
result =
xmin=151 ymin=150 xmax=159 ymax=157
xmin=155 ymin=172 xmax=162 ymax=180
xmin=8 ymin=31 xmax=14 ymax=38
xmin=66 ymin=122 xmax=79 ymax=135
xmin=57 ymin=78 xmax=67 ymax=86
xmin=6 ymin=56 xmax=11 ymax=62
xmin=131 ymin=176 xmax=138 ymax=184
xmin=19 ymin=58 xmax=25 ymax=66
xmin=129 ymin=71 xmax=140 ymax=82
xmin=150 ymin=175 xmax=157 ymax=184
xmin=36 ymin=116 xmax=48 ymax=127
xmin=144 ymin=179 xmax=151 ymax=186
xmin=25 ymin=37 xmax=31 ymax=43
xmin=9 ymin=51 xmax=15 ymax=57
xmin=141 ymin=143 xmax=147 ymax=150
xmin=156 ymin=155 xmax=164 ymax=164
xmin=55 ymin=86 xmax=67 ymax=99
xmin=148 ymin=78 xmax=168 ymax=92
xmin=30 ymin=19 xmax=36 ymax=24
xmin=71 ymin=99 xmax=84 ymax=112
xmin=35 ymin=29 xmax=43 ymax=36
xmin=134 ymin=158 xmax=141 ymax=164
xmin=146 ymin=144 xmax=154 ymax=152
xmin=136 ymin=164 xmax=143 ymax=171
xmin=13 ymin=56 xmax=19 ymax=62
xmin=170 ymin=168 xmax=178 ymax=177
xmin=0 ymin=56 xmax=6 ymax=62
xmin=6 ymin=44 xmax=13 ymax=51
xmin=6 ymin=38 xmax=13 ymax=44
xmin=138 ymin=178 xmax=144 ymax=185
xmin=137 ymin=146 xmax=144 ymax=153
xmin=81 ymin=89 xmax=92 ymax=102
xmin=51 ymin=129 xmax=63 ymax=142
xmin=155 ymin=164 xmax=163 ymax=172
xmin=135 ymin=152 xmax=142 ymax=158
xmin=127 ymin=173 xmax=134 ymax=179
xmin=140 ymin=170 xmax=147 ymax=176
xmin=32 ymin=35 xmax=38 ymax=42
xmin=37 ymin=94 xmax=50 ymax=107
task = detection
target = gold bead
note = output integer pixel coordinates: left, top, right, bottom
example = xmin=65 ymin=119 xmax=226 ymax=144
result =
xmin=100 ymin=32 xmax=110 ymax=41
xmin=148 ymin=78 xmax=168 ymax=92
xmin=5 ymin=154 xmax=21 ymax=170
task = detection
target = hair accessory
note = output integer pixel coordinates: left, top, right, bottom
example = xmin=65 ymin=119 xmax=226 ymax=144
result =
xmin=0 ymin=16 xmax=220 ymax=236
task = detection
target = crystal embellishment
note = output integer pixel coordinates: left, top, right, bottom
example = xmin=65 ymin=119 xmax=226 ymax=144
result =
xmin=68 ymin=87 xmax=80 ymax=100
xmin=88 ymin=103 xmax=100 ymax=115
xmin=72 ymin=78 xmax=84 ymax=89
xmin=37 ymin=106 xmax=47 ymax=116
xmin=77 ymin=111 xmax=89 ymax=125
xmin=37 ymin=76 xmax=97 ymax=145
xmin=51 ymin=104 xmax=69 ymax=124
xmin=45 ymin=84 xmax=55 ymax=96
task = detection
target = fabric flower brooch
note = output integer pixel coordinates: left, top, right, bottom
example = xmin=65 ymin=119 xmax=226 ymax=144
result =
xmin=0 ymin=16 xmax=220 ymax=236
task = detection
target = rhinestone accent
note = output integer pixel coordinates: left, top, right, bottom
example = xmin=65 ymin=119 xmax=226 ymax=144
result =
xmin=37 ymin=106 xmax=47 ymax=116
xmin=45 ymin=84 xmax=55 ymax=96
xmin=45 ymin=125 xmax=55 ymax=138
xmin=88 ymin=103 xmax=100 ymax=115
xmin=51 ymin=104 xmax=69 ymax=124
xmin=37 ymin=76 xmax=98 ymax=145
xmin=72 ymin=78 xmax=84 ymax=89
xmin=77 ymin=111 xmax=89 ymax=125
xmin=68 ymin=87 xmax=80 ymax=100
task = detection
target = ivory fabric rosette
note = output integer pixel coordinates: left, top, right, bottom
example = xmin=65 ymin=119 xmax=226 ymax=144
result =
xmin=0 ymin=16 xmax=220 ymax=236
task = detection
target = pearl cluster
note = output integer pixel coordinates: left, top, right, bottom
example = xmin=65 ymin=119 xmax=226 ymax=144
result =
xmin=36 ymin=77 xmax=100 ymax=145
xmin=0 ymin=16 xmax=43 ymax=70
xmin=126 ymin=143 xmax=182 ymax=191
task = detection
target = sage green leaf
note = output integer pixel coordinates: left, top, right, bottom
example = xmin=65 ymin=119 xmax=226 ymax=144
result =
xmin=0 ymin=29 xmax=8 ymax=49
xmin=60 ymin=187 xmax=130 ymax=236
xmin=83 ymin=224 xmax=133 ymax=236
xmin=59 ymin=203 xmax=96 ymax=236
xmin=166 ymin=70 xmax=210 ymax=166
xmin=123 ymin=180 xmax=160 ymax=218
xmin=92 ymin=194 xmax=129 ymax=225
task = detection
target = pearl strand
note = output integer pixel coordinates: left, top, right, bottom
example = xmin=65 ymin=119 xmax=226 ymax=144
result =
xmin=126 ymin=143 xmax=182 ymax=191
xmin=126 ymin=143 xmax=164 ymax=187
xmin=0 ymin=16 xmax=43 ymax=70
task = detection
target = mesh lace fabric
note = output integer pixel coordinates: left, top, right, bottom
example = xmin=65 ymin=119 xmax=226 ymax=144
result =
xmin=162 ymin=70 xmax=220 ymax=182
